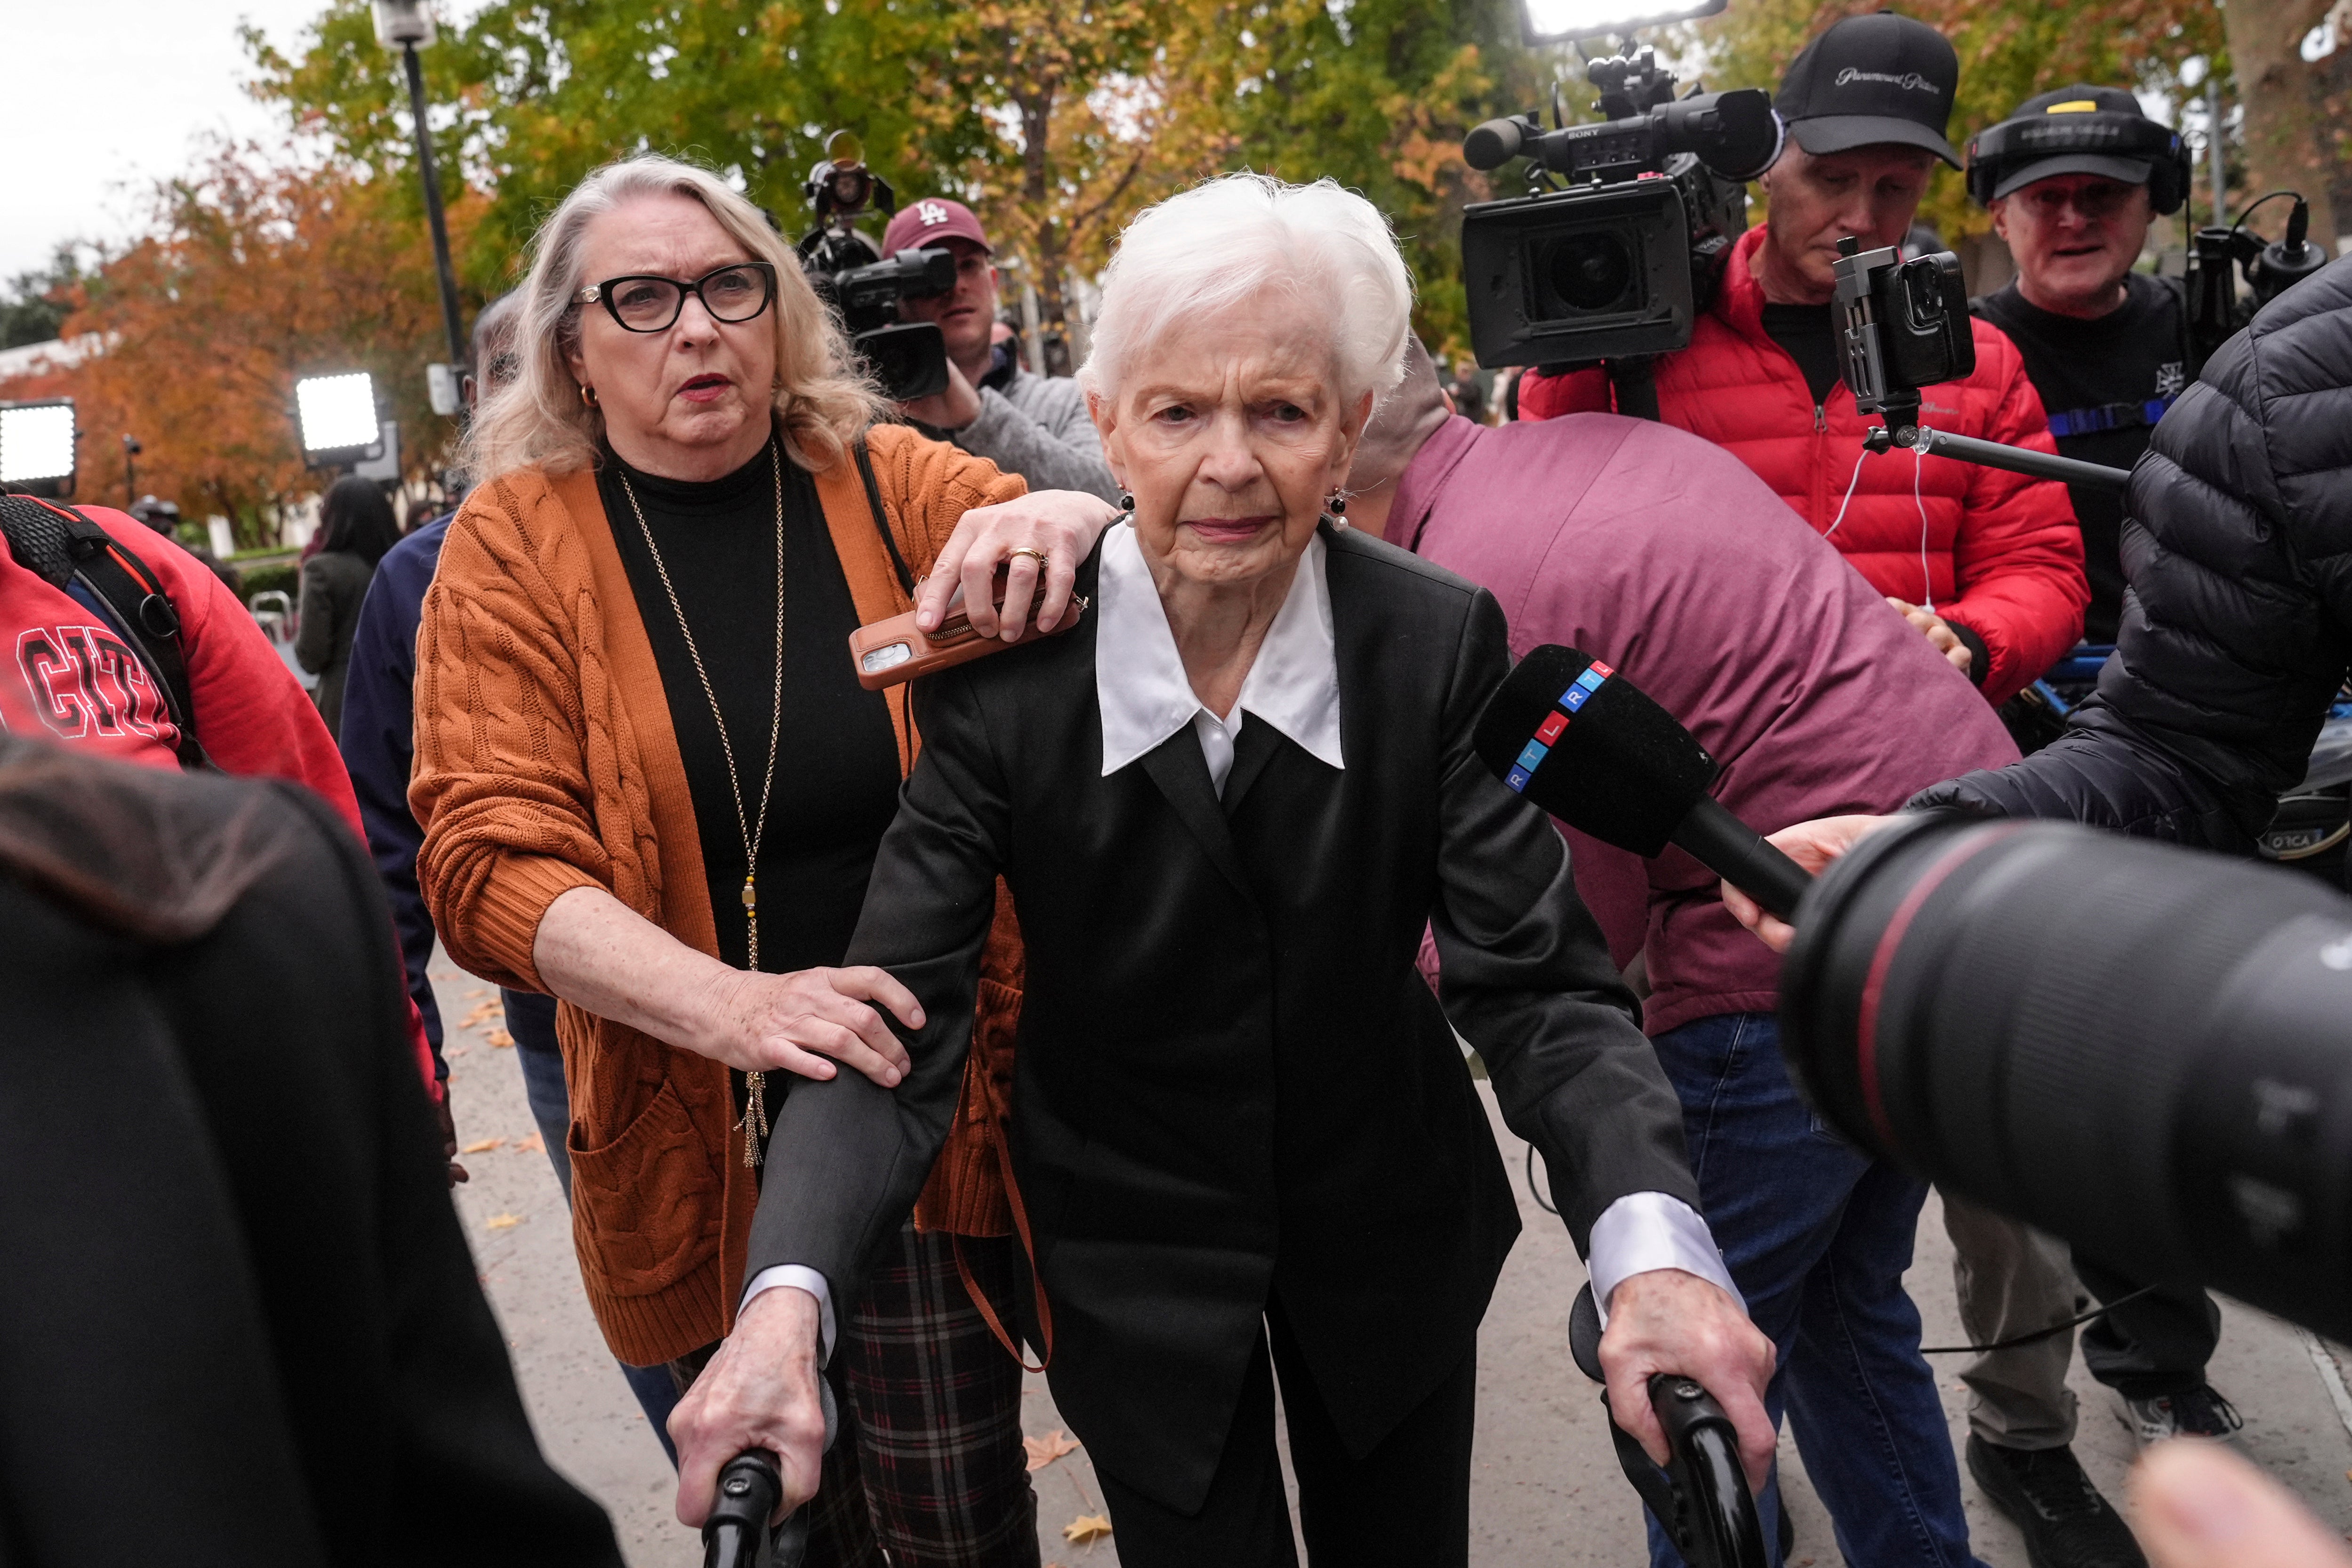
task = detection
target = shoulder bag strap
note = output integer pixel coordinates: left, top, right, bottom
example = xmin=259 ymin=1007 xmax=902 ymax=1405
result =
xmin=852 ymin=435 xmax=919 ymax=599
xmin=950 ymin=1055 xmax=1054 ymax=1373
xmin=0 ymin=496 xmax=210 ymax=770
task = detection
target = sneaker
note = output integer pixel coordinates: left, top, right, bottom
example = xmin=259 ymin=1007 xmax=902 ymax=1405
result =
xmin=1967 ymin=1436 xmax=2147 ymax=1568
xmin=2121 ymin=1384 xmax=2244 ymax=1446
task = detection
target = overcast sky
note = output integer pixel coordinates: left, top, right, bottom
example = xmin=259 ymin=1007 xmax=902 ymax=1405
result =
xmin=2 ymin=4 xmax=408 ymax=283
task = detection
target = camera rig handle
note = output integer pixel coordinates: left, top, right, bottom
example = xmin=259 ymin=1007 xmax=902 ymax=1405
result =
xmin=700 ymin=1378 xmax=839 ymax=1568
xmin=1862 ymin=422 xmax=2132 ymax=493
xmin=1568 ymin=1283 xmax=1771 ymax=1568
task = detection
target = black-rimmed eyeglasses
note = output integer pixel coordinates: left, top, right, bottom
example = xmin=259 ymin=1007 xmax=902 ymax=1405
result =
xmin=573 ymin=262 xmax=778 ymax=333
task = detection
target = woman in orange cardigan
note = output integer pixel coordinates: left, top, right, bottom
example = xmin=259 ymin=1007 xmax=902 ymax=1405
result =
xmin=411 ymin=153 xmax=1117 ymax=1568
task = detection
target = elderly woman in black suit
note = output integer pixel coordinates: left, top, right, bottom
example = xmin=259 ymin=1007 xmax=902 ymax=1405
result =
xmin=671 ymin=175 xmax=1774 ymax=1566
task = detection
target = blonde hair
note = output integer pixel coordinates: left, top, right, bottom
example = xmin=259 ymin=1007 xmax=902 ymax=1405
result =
xmin=1077 ymin=174 xmax=1414 ymax=413
xmin=464 ymin=153 xmax=885 ymax=482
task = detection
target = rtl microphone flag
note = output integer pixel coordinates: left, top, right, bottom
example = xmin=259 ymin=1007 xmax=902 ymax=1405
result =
xmin=1472 ymin=645 xmax=1812 ymax=922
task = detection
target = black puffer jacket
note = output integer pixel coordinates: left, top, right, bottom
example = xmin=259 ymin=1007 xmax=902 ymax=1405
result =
xmin=1915 ymin=254 xmax=2352 ymax=849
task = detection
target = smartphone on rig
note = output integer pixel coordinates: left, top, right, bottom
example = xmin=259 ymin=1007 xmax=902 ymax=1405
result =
xmin=847 ymin=566 xmax=1088 ymax=691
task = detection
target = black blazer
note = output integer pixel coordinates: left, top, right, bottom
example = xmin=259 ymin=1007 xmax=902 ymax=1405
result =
xmin=750 ymin=525 xmax=1697 ymax=1512
xmin=0 ymin=739 xmax=620 ymax=1567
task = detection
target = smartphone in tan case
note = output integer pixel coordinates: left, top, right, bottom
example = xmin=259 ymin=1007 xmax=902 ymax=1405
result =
xmin=848 ymin=579 xmax=1089 ymax=691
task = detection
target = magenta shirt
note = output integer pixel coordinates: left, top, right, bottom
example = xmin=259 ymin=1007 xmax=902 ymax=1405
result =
xmin=1389 ymin=413 xmax=2020 ymax=1035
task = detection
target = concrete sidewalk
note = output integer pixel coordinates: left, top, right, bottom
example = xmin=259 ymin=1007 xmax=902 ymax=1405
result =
xmin=434 ymin=960 xmax=2352 ymax=1565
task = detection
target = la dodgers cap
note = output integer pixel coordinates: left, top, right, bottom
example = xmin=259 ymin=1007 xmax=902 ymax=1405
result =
xmin=1775 ymin=11 xmax=1962 ymax=169
xmin=882 ymin=196 xmax=993 ymax=257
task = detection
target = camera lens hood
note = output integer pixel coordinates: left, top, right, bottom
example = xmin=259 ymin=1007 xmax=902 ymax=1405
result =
xmin=1780 ymin=809 xmax=2352 ymax=1340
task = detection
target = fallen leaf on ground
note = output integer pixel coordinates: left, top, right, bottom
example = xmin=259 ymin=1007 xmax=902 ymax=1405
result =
xmin=517 ymin=1132 xmax=545 ymax=1153
xmin=461 ymin=1137 xmax=504 ymax=1154
xmin=464 ymin=988 xmax=487 ymax=999
xmin=484 ymin=1213 xmax=521 ymax=1230
xmin=1024 ymin=1430 xmax=1081 ymax=1471
xmin=487 ymin=1029 xmax=515 ymax=1048
xmin=459 ymin=1001 xmax=503 ymax=1029
xmin=1061 ymin=1515 xmax=1111 ymax=1544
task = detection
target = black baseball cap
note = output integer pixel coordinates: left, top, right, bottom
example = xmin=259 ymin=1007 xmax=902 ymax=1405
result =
xmin=1775 ymin=11 xmax=1961 ymax=169
xmin=1985 ymin=85 xmax=2159 ymax=198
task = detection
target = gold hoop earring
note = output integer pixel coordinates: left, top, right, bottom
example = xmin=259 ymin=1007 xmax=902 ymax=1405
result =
xmin=580 ymin=383 xmax=599 ymax=408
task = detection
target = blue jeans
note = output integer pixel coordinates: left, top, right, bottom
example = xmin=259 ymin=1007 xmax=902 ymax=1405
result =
xmin=1647 ymin=1012 xmax=1983 ymax=1568
xmin=504 ymin=988 xmax=682 ymax=1466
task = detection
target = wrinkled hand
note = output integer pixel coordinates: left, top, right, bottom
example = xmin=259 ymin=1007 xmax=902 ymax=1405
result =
xmin=1598 ymin=1269 xmax=1778 ymax=1494
xmin=2133 ymin=1439 xmax=2352 ymax=1568
xmin=1886 ymin=597 xmax=1972 ymax=675
xmin=896 ymin=357 xmax=984 ymax=431
xmin=1722 ymin=814 xmax=1895 ymax=953
xmin=694 ymin=966 xmax=921 ymax=1086
xmin=672 ymin=1286 xmax=828 ymax=1528
xmin=917 ymin=490 xmax=1121 ymax=641
xmin=434 ymin=1086 xmax=468 ymax=1186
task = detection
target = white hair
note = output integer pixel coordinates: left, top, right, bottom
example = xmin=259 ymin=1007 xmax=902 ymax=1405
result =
xmin=1076 ymin=174 xmax=1414 ymax=415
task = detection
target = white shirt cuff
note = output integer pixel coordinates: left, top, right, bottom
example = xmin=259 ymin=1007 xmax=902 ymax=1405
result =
xmin=1585 ymin=1191 xmax=1744 ymax=1328
xmin=740 ymin=1265 xmax=837 ymax=1365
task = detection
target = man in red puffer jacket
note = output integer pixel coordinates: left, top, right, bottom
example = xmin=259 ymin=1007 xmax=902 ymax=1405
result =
xmin=1520 ymin=12 xmax=2086 ymax=707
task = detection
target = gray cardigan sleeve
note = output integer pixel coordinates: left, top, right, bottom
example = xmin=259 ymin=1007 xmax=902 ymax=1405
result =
xmin=948 ymin=376 xmax=1120 ymax=502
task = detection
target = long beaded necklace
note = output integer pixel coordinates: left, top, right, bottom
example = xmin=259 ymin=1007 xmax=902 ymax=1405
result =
xmin=616 ymin=439 xmax=786 ymax=1167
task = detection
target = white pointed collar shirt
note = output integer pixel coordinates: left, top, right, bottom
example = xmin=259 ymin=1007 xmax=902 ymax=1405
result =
xmin=1094 ymin=522 xmax=1344 ymax=794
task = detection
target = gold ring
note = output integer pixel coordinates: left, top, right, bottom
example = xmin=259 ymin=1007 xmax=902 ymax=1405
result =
xmin=1007 ymin=547 xmax=1049 ymax=567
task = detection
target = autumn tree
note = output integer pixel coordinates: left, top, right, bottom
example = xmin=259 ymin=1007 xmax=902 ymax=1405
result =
xmin=1227 ymin=0 xmax=1551 ymax=355
xmin=245 ymin=0 xmax=1549 ymax=362
xmin=55 ymin=143 xmax=485 ymax=543
xmin=2223 ymin=0 xmax=2350 ymax=253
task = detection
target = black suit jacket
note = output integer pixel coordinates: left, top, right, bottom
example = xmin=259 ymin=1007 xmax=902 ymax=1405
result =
xmin=750 ymin=525 xmax=1697 ymax=1512
xmin=0 ymin=740 xmax=620 ymax=1567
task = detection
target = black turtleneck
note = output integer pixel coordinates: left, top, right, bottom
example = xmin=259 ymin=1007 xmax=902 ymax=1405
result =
xmin=598 ymin=438 xmax=902 ymax=976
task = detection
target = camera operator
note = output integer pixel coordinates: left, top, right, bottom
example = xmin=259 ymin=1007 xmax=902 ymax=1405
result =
xmin=1971 ymin=87 xmax=2191 ymax=648
xmin=881 ymin=197 xmax=1120 ymax=502
xmin=1519 ymin=12 xmax=2088 ymax=706
xmin=1349 ymin=337 xmax=2015 ymax=1568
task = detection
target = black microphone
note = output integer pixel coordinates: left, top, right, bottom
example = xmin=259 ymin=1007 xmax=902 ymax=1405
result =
xmin=1471 ymin=645 xmax=1812 ymax=923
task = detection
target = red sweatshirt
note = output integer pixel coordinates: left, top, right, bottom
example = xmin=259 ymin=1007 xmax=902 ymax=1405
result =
xmin=1518 ymin=225 xmax=2087 ymax=704
xmin=0 ymin=504 xmax=437 ymax=1089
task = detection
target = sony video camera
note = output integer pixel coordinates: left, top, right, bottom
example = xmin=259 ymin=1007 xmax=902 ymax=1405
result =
xmin=795 ymin=130 xmax=956 ymax=402
xmin=1459 ymin=47 xmax=1782 ymax=374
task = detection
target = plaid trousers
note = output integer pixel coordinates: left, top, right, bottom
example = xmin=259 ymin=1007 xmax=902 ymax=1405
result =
xmin=675 ymin=1224 xmax=1038 ymax=1568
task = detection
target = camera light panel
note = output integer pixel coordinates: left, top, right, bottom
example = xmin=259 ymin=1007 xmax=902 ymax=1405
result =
xmin=0 ymin=401 xmax=77 ymax=485
xmin=296 ymin=371 xmax=381 ymax=455
xmin=1519 ymin=0 xmax=1725 ymax=42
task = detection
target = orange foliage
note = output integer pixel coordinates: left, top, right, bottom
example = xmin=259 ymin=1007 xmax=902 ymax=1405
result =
xmin=31 ymin=143 xmax=484 ymax=539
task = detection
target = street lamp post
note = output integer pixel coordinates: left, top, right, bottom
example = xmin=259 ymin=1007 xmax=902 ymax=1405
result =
xmin=121 ymin=434 xmax=140 ymax=507
xmin=374 ymin=1 xmax=467 ymax=370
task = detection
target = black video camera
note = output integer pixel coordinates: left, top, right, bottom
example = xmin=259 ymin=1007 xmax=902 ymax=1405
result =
xmin=1459 ymin=47 xmax=1782 ymax=376
xmin=2184 ymin=196 xmax=2333 ymax=378
xmin=795 ymin=130 xmax=955 ymax=402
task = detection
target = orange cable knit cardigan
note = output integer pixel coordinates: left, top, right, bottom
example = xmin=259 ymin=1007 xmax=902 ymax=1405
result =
xmin=411 ymin=425 xmax=1026 ymax=1367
